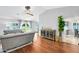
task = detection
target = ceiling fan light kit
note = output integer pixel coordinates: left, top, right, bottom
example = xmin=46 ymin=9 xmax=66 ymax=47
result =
xmin=25 ymin=6 xmax=33 ymax=16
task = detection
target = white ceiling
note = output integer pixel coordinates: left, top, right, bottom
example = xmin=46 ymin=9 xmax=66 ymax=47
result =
xmin=41 ymin=6 xmax=64 ymax=10
xmin=0 ymin=6 xmax=64 ymax=21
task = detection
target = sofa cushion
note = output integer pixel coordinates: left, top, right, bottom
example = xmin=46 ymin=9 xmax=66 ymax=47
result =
xmin=4 ymin=29 xmax=23 ymax=35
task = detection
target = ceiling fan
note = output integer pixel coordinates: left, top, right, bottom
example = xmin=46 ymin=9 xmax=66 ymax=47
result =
xmin=25 ymin=6 xmax=34 ymax=16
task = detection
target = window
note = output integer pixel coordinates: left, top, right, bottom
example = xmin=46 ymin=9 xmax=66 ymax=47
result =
xmin=64 ymin=21 xmax=69 ymax=30
xmin=5 ymin=22 xmax=20 ymax=30
xmin=20 ymin=21 xmax=31 ymax=32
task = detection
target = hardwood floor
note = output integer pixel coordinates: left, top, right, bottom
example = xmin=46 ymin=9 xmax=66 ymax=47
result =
xmin=11 ymin=36 xmax=79 ymax=53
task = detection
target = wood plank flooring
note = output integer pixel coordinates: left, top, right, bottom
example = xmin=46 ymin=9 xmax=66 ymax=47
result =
xmin=11 ymin=36 xmax=79 ymax=53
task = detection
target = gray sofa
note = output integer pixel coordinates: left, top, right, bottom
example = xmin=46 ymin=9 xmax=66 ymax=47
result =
xmin=0 ymin=30 xmax=35 ymax=52
xmin=3 ymin=29 xmax=23 ymax=35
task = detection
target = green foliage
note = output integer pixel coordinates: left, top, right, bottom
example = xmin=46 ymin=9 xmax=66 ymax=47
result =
xmin=22 ymin=24 xmax=25 ymax=27
xmin=58 ymin=16 xmax=65 ymax=32
xmin=22 ymin=23 xmax=30 ymax=32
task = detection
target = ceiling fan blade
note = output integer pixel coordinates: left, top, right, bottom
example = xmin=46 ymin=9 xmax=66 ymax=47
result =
xmin=26 ymin=13 xmax=33 ymax=16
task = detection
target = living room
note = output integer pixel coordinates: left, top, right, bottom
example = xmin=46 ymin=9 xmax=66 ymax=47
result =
xmin=0 ymin=6 xmax=79 ymax=53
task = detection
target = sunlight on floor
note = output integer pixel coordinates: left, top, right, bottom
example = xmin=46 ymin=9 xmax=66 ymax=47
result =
xmin=63 ymin=35 xmax=79 ymax=45
xmin=34 ymin=33 xmax=38 ymax=40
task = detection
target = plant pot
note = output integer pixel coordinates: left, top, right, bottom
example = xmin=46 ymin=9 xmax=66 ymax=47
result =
xmin=57 ymin=36 xmax=62 ymax=42
xmin=55 ymin=36 xmax=59 ymax=42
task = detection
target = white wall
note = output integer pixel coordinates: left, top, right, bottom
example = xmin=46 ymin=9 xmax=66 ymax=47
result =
xmin=39 ymin=6 xmax=79 ymax=30
xmin=39 ymin=6 xmax=79 ymax=45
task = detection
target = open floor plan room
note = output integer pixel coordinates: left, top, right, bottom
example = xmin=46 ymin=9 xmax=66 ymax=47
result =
xmin=0 ymin=6 xmax=79 ymax=53
xmin=11 ymin=35 xmax=79 ymax=53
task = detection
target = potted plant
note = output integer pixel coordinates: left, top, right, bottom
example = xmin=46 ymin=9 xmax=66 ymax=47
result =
xmin=58 ymin=16 xmax=65 ymax=41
